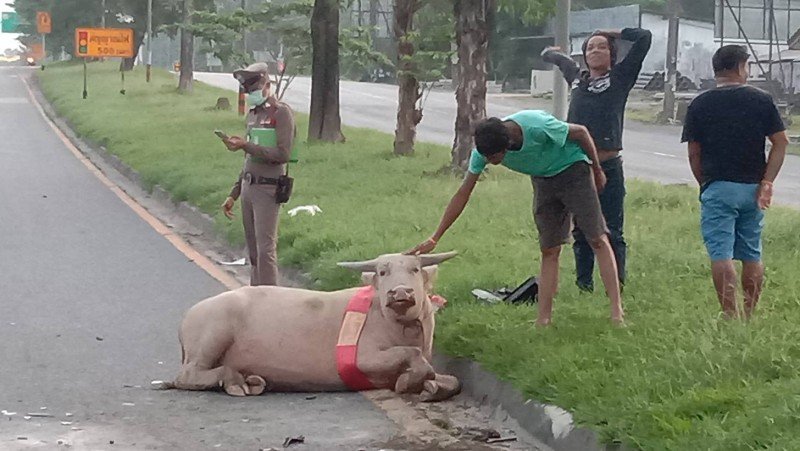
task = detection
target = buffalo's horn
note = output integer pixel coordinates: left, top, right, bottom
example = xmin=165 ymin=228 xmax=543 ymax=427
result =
xmin=419 ymin=251 xmax=458 ymax=267
xmin=337 ymin=259 xmax=378 ymax=272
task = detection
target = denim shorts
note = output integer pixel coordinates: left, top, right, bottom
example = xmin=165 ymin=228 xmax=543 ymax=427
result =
xmin=700 ymin=181 xmax=764 ymax=262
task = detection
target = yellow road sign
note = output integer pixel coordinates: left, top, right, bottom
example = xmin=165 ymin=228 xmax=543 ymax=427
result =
xmin=36 ymin=12 xmax=51 ymax=34
xmin=75 ymin=28 xmax=134 ymax=58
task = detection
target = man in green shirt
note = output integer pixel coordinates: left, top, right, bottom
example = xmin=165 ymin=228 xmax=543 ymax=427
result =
xmin=407 ymin=110 xmax=623 ymax=326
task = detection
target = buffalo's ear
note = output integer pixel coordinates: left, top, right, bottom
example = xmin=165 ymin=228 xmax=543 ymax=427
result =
xmin=361 ymin=272 xmax=376 ymax=287
xmin=422 ymin=265 xmax=439 ymax=292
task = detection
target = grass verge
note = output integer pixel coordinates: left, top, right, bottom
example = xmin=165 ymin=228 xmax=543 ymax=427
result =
xmin=40 ymin=62 xmax=800 ymax=450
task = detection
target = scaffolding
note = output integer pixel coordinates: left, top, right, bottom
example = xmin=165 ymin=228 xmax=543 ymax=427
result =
xmin=715 ymin=0 xmax=800 ymax=99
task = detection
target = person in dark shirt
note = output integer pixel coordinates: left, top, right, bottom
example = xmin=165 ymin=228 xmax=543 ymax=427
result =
xmin=681 ymin=45 xmax=788 ymax=319
xmin=542 ymin=28 xmax=652 ymax=293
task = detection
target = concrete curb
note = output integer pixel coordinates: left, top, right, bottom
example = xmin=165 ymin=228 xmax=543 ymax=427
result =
xmin=29 ymin=74 xmax=621 ymax=451
xmin=433 ymin=355 xmax=628 ymax=451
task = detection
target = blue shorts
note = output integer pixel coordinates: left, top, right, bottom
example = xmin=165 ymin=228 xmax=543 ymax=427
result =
xmin=700 ymin=181 xmax=764 ymax=262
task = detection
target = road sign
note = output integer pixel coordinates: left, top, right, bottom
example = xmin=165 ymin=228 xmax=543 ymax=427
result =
xmin=28 ymin=43 xmax=44 ymax=61
xmin=1 ymin=12 xmax=19 ymax=33
xmin=36 ymin=12 xmax=51 ymax=34
xmin=75 ymin=28 xmax=134 ymax=58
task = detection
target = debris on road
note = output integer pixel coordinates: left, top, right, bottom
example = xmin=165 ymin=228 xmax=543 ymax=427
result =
xmin=305 ymin=395 xmax=316 ymax=400
xmin=150 ymin=380 xmax=170 ymax=390
xmin=61 ymin=421 xmax=72 ymax=425
xmin=2 ymin=410 xmax=16 ymax=416
xmin=486 ymin=436 xmax=518 ymax=444
xmin=217 ymin=258 xmax=247 ymax=266
xmin=65 ymin=412 xmax=73 ymax=417
xmin=96 ymin=336 xmax=104 ymax=341
xmin=282 ymin=435 xmax=305 ymax=447
xmin=122 ymin=403 xmax=135 ymax=407
xmin=17 ymin=436 xmax=27 ymax=440
xmin=26 ymin=412 xmax=54 ymax=418
xmin=457 ymin=426 xmax=502 ymax=442
xmin=23 ymin=416 xmax=31 ymax=420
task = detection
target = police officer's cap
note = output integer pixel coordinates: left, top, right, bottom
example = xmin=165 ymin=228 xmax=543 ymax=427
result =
xmin=233 ymin=62 xmax=270 ymax=91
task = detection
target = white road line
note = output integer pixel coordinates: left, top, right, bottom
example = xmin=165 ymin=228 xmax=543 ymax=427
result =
xmin=652 ymin=152 xmax=678 ymax=158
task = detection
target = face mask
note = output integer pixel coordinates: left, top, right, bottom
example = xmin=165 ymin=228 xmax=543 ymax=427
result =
xmin=246 ymin=91 xmax=267 ymax=107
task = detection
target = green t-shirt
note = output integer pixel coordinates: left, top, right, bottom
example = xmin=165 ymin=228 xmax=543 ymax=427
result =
xmin=467 ymin=110 xmax=591 ymax=177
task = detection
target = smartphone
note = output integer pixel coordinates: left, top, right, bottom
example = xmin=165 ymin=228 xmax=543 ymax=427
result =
xmin=214 ymin=130 xmax=230 ymax=141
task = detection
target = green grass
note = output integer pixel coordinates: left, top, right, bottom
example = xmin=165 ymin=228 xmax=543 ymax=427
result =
xmin=40 ymin=62 xmax=800 ymax=450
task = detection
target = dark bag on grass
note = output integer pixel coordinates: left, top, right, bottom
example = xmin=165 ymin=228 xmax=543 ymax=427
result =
xmin=503 ymin=276 xmax=539 ymax=304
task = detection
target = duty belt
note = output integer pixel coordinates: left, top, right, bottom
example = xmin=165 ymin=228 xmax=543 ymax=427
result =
xmin=243 ymin=172 xmax=278 ymax=185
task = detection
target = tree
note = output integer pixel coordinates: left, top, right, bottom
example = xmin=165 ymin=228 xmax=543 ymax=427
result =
xmin=451 ymin=0 xmax=494 ymax=169
xmin=309 ymin=0 xmax=345 ymax=142
xmin=340 ymin=26 xmax=393 ymax=81
xmin=190 ymin=8 xmax=255 ymax=68
xmin=179 ymin=0 xmax=194 ymax=93
xmin=393 ymin=0 xmax=422 ymax=156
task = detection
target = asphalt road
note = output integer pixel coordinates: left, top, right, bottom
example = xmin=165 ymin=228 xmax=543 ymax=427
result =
xmin=0 ymin=66 xmax=401 ymax=450
xmin=195 ymin=73 xmax=800 ymax=208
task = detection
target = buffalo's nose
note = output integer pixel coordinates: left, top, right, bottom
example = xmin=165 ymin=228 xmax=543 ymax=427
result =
xmin=388 ymin=286 xmax=414 ymax=301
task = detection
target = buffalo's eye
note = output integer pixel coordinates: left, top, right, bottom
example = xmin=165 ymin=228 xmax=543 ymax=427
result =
xmin=379 ymin=270 xmax=386 ymax=276
xmin=412 ymin=267 xmax=420 ymax=273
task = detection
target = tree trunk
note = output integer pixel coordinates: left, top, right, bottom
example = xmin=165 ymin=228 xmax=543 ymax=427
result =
xmin=451 ymin=0 xmax=493 ymax=169
xmin=309 ymin=0 xmax=345 ymax=142
xmin=178 ymin=0 xmax=194 ymax=93
xmin=393 ymin=0 xmax=421 ymax=156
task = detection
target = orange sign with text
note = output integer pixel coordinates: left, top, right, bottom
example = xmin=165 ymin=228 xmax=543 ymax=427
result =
xmin=36 ymin=12 xmax=51 ymax=34
xmin=28 ymin=43 xmax=44 ymax=61
xmin=75 ymin=28 xmax=134 ymax=58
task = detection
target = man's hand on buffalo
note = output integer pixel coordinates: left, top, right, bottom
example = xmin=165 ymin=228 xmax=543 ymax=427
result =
xmin=405 ymin=237 xmax=438 ymax=256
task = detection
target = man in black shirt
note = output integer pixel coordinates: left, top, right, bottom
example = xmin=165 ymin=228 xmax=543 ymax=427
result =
xmin=542 ymin=28 xmax=652 ymax=293
xmin=681 ymin=45 xmax=788 ymax=319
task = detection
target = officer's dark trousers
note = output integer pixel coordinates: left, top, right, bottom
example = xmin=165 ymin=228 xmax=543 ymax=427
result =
xmin=572 ymin=156 xmax=626 ymax=291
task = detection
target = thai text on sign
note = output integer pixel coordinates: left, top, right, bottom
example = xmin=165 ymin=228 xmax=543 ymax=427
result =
xmin=75 ymin=28 xmax=134 ymax=58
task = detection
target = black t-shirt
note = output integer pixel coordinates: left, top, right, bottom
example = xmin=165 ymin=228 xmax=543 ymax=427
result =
xmin=681 ymin=85 xmax=785 ymax=186
xmin=566 ymin=28 xmax=653 ymax=151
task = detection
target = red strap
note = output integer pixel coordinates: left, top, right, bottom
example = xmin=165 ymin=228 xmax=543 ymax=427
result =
xmin=336 ymin=286 xmax=375 ymax=390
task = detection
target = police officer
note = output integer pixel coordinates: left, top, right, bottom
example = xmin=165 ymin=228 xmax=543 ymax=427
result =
xmin=221 ymin=62 xmax=296 ymax=286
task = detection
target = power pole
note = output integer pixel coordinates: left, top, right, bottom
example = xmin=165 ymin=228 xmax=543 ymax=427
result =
xmin=552 ymin=0 xmax=570 ymax=120
xmin=101 ymin=0 xmax=106 ymax=28
xmin=241 ymin=0 xmax=247 ymax=61
xmin=147 ymin=0 xmax=153 ymax=82
xmin=661 ymin=0 xmax=680 ymax=123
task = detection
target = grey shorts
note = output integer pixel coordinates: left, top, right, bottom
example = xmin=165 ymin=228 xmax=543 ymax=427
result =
xmin=531 ymin=162 xmax=609 ymax=249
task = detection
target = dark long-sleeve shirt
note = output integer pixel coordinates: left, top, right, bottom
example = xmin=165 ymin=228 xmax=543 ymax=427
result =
xmin=543 ymin=28 xmax=652 ymax=151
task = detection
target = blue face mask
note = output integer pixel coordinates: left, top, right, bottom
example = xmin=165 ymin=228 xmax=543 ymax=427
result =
xmin=246 ymin=91 xmax=267 ymax=107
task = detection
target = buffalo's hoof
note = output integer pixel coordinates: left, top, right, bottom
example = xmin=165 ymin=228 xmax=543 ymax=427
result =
xmin=245 ymin=375 xmax=267 ymax=396
xmin=224 ymin=384 xmax=247 ymax=397
xmin=420 ymin=375 xmax=461 ymax=402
